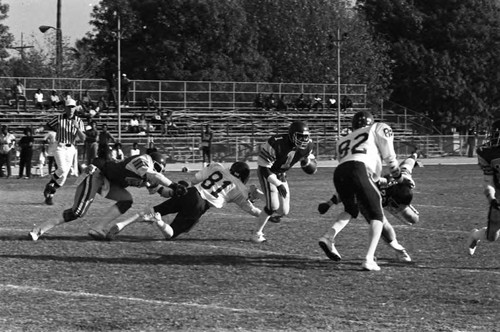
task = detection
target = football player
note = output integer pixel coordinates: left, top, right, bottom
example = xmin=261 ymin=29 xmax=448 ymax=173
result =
xmin=104 ymin=161 xmax=262 ymax=240
xmin=317 ymin=153 xmax=420 ymax=262
xmin=29 ymin=151 xmax=187 ymax=241
xmin=252 ymin=121 xmax=316 ymax=243
xmin=467 ymin=119 xmax=500 ymax=255
xmin=317 ymin=110 xmax=414 ymax=271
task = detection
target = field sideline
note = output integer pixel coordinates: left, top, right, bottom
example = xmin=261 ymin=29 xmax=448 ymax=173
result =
xmin=0 ymin=160 xmax=498 ymax=331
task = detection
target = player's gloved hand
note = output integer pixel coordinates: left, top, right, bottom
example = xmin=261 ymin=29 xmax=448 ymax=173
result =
xmin=490 ymin=199 xmax=500 ymax=210
xmin=317 ymin=194 xmax=340 ymax=214
xmin=169 ymin=182 xmax=188 ymax=197
xmin=277 ymin=184 xmax=287 ymax=198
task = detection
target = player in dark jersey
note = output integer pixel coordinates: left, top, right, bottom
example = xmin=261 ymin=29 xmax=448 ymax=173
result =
xmin=29 ymin=152 xmax=187 ymax=241
xmin=252 ymin=121 xmax=316 ymax=243
xmin=467 ymin=119 xmax=500 ymax=255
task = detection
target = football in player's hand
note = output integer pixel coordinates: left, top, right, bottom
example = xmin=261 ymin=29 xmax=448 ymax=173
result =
xmin=300 ymin=158 xmax=317 ymax=175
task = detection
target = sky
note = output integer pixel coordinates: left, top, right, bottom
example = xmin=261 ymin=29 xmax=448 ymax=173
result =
xmin=3 ymin=0 xmax=100 ymax=52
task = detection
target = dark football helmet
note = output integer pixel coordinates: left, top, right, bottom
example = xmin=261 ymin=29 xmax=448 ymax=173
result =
xmin=148 ymin=151 xmax=166 ymax=173
xmin=383 ymin=181 xmax=419 ymax=225
xmin=352 ymin=110 xmax=374 ymax=130
xmin=230 ymin=161 xmax=250 ymax=184
xmin=288 ymin=121 xmax=311 ymax=149
xmin=487 ymin=119 xmax=500 ymax=147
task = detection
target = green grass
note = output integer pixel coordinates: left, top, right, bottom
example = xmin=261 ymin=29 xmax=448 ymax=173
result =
xmin=0 ymin=164 xmax=498 ymax=331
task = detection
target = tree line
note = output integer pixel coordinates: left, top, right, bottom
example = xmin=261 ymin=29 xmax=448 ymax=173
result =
xmin=0 ymin=0 xmax=499 ymax=133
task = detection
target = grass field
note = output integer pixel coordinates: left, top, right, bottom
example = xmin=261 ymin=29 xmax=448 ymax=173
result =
xmin=0 ymin=163 xmax=499 ymax=332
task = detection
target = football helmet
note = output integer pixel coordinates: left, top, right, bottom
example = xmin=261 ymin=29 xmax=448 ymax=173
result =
xmin=384 ymin=182 xmax=419 ymax=225
xmin=230 ymin=161 xmax=250 ymax=184
xmin=288 ymin=121 xmax=311 ymax=149
xmin=487 ymin=119 xmax=500 ymax=147
xmin=148 ymin=151 xmax=166 ymax=173
xmin=352 ymin=110 xmax=374 ymax=130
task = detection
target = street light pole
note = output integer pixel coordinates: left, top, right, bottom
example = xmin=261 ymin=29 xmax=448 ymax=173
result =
xmin=117 ymin=12 xmax=122 ymax=141
xmin=332 ymin=27 xmax=347 ymax=139
xmin=56 ymin=0 xmax=62 ymax=77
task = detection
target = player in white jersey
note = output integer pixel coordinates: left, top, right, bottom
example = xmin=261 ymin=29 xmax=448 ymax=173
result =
xmin=105 ymin=161 xmax=262 ymax=240
xmin=318 ymin=110 xmax=413 ymax=271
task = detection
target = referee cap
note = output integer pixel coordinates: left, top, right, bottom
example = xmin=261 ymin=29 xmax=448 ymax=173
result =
xmin=65 ymin=98 xmax=77 ymax=107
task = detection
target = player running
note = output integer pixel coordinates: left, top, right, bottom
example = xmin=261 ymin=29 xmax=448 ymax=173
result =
xmin=318 ymin=110 xmax=413 ymax=271
xmin=467 ymin=119 xmax=500 ymax=255
xmin=29 ymin=151 xmax=187 ymax=241
xmin=104 ymin=161 xmax=262 ymax=240
xmin=317 ymin=152 xmax=420 ymax=262
xmin=251 ymin=121 xmax=316 ymax=243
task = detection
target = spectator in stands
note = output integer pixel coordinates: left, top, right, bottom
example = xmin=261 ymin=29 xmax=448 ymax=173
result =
xmin=106 ymin=72 xmax=117 ymax=108
xmin=200 ymin=124 xmax=213 ymax=166
xmin=84 ymin=121 xmax=99 ymax=165
xmin=81 ymin=90 xmax=95 ymax=110
xmin=0 ymin=125 xmax=15 ymax=178
xmin=43 ymin=131 xmax=57 ymax=174
xmin=128 ymin=114 xmax=140 ymax=133
xmin=151 ymin=109 xmax=166 ymax=133
xmin=97 ymin=124 xmax=116 ymax=160
xmin=327 ymin=96 xmax=337 ymax=110
xmin=121 ymin=73 xmax=131 ymax=107
xmin=340 ymin=96 xmax=353 ymax=112
xmin=12 ymin=79 xmax=27 ymax=112
xmin=111 ymin=142 xmax=125 ymax=161
xmin=130 ymin=142 xmax=141 ymax=156
xmin=254 ymin=93 xmax=264 ymax=110
xmin=264 ymin=93 xmax=277 ymax=112
xmin=18 ymin=127 xmax=34 ymax=179
xmin=295 ymin=93 xmax=308 ymax=111
xmin=467 ymin=126 xmax=478 ymax=158
xmin=276 ymin=95 xmax=288 ymax=112
xmin=49 ymin=90 xmax=63 ymax=110
xmin=2 ymin=87 xmax=14 ymax=106
xmin=33 ymin=88 xmax=46 ymax=110
xmin=138 ymin=113 xmax=150 ymax=133
xmin=96 ymin=96 xmax=109 ymax=113
xmin=311 ymin=94 xmax=323 ymax=112
xmin=164 ymin=109 xmax=178 ymax=136
xmin=145 ymin=93 xmax=157 ymax=110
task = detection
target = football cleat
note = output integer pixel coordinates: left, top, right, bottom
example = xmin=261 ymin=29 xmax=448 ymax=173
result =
xmin=268 ymin=215 xmax=282 ymax=223
xmin=44 ymin=194 xmax=54 ymax=205
xmin=88 ymin=228 xmax=108 ymax=241
xmin=394 ymin=248 xmax=412 ymax=262
xmin=251 ymin=231 xmax=266 ymax=243
xmin=152 ymin=213 xmax=174 ymax=239
xmin=361 ymin=259 xmax=381 ymax=271
xmin=318 ymin=236 xmax=342 ymax=261
xmin=29 ymin=228 xmax=42 ymax=241
xmin=467 ymin=229 xmax=479 ymax=256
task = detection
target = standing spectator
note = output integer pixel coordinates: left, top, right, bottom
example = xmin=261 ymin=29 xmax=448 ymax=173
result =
xmin=33 ymin=89 xmax=45 ymax=110
xmin=0 ymin=125 xmax=16 ymax=178
xmin=42 ymin=98 xmax=86 ymax=205
xmin=121 ymin=73 xmax=131 ymax=107
xmin=12 ymin=79 xmax=27 ymax=112
xmin=97 ymin=124 xmax=116 ymax=160
xmin=43 ymin=130 xmax=57 ymax=174
xmin=251 ymin=121 xmax=315 ymax=243
xmin=84 ymin=121 xmax=99 ymax=165
xmin=467 ymin=126 xmax=478 ymax=158
xmin=49 ymin=90 xmax=63 ymax=110
xmin=200 ymin=124 xmax=213 ymax=166
xmin=111 ymin=142 xmax=125 ymax=162
xmin=130 ymin=142 xmax=141 ymax=156
xmin=18 ymin=127 xmax=34 ymax=179
xmin=106 ymin=72 xmax=117 ymax=108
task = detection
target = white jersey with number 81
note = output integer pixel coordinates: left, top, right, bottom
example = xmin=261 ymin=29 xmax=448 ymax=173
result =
xmin=336 ymin=122 xmax=398 ymax=182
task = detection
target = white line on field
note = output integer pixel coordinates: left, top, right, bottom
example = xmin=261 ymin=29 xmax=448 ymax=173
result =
xmin=0 ymin=284 xmax=280 ymax=314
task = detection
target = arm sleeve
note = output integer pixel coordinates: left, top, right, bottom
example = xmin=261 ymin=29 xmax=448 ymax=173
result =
xmin=375 ymin=123 xmax=400 ymax=177
xmin=233 ymin=194 xmax=262 ymax=217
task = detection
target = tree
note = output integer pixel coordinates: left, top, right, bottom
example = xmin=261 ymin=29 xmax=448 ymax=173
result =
xmin=358 ymin=0 xmax=500 ymax=132
xmin=0 ymin=1 xmax=15 ymax=76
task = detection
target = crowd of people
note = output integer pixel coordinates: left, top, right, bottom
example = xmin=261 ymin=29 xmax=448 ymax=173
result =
xmin=254 ymin=92 xmax=353 ymax=113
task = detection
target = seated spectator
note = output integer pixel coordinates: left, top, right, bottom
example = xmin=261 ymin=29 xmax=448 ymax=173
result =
xmin=164 ymin=109 xmax=178 ymax=135
xmin=151 ymin=109 xmax=165 ymax=133
xmin=254 ymin=93 xmax=264 ymax=110
xmin=130 ymin=142 xmax=141 ymax=156
xmin=340 ymin=96 xmax=353 ymax=112
xmin=111 ymin=142 xmax=125 ymax=162
xmin=49 ymin=90 xmax=63 ymax=110
xmin=145 ymin=93 xmax=157 ymax=110
xmin=311 ymin=94 xmax=323 ymax=112
xmin=128 ymin=114 xmax=140 ymax=133
xmin=264 ymin=93 xmax=276 ymax=112
xmin=327 ymin=96 xmax=337 ymax=109
xmin=2 ymin=88 xmax=14 ymax=106
xmin=96 ymin=96 xmax=109 ymax=113
xmin=276 ymin=95 xmax=288 ymax=112
xmin=12 ymin=79 xmax=27 ymax=112
xmin=81 ymin=90 xmax=95 ymax=110
xmin=33 ymin=89 xmax=46 ymax=110
xmin=295 ymin=93 xmax=308 ymax=111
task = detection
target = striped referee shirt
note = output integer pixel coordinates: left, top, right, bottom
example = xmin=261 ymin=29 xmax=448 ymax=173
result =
xmin=47 ymin=114 xmax=85 ymax=145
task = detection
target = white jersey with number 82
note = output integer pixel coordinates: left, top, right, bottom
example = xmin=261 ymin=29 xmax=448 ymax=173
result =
xmin=336 ymin=122 xmax=398 ymax=182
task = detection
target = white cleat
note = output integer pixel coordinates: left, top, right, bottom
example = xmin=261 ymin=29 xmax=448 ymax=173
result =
xmin=251 ymin=231 xmax=266 ymax=243
xmin=318 ymin=236 xmax=342 ymax=261
xmin=29 ymin=228 xmax=42 ymax=241
xmin=467 ymin=229 xmax=479 ymax=256
xmin=361 ymin=259 xmax=381 ymax=271
xmin=394 ymin=248 xmax=412 ymax=262
xmin=152 ymin=213 xmax=174 ymax=239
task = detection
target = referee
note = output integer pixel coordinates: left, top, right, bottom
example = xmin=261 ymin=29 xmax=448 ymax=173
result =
xmin=43 ymin=98 xmax=86 ymax=205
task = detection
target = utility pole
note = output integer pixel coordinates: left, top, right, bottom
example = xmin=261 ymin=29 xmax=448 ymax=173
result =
xmin=7 ymin=33 xmax=34 ymax=59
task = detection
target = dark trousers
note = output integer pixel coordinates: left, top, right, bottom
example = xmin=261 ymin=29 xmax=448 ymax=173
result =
xmin=19 ymin=149 xmax=33 ymax=177
xmin=47 ymin=156 xmax=57 ymax=174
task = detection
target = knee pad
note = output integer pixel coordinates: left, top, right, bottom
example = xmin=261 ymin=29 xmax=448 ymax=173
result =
xmin=63 ymin=208 xmax=78 ymax=222
xmin=115 ymin=200 xmax=133 ymax=214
